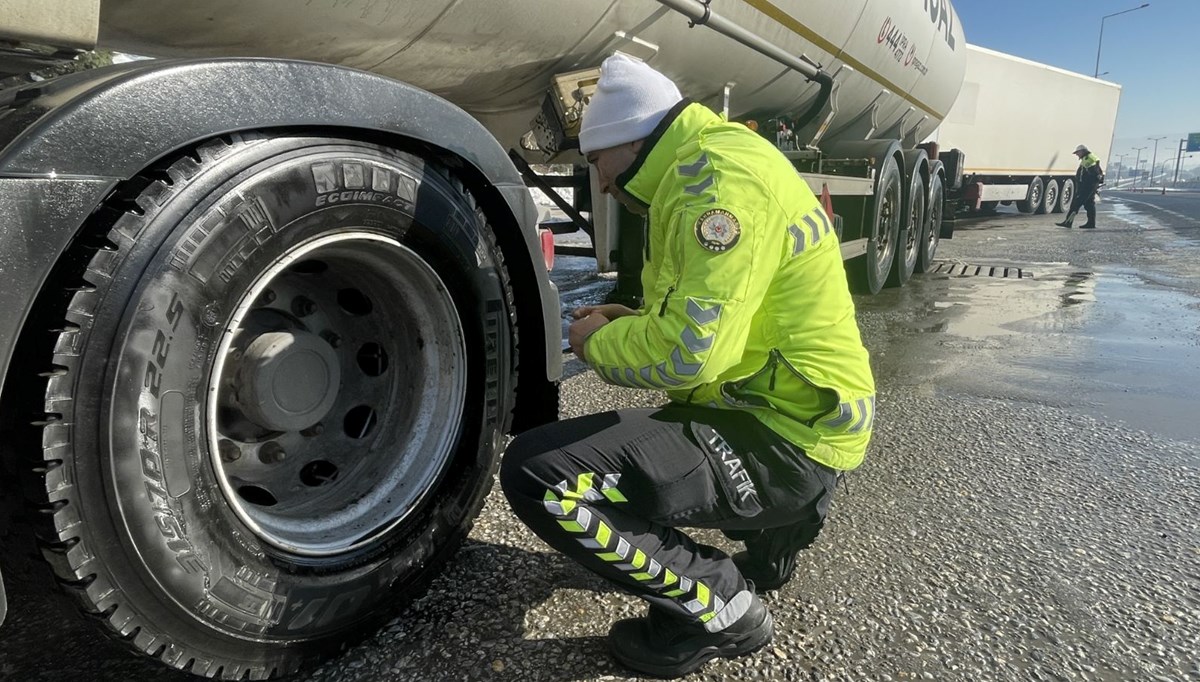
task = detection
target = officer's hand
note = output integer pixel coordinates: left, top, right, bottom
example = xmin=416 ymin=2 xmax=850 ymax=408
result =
xmin=569 ymin=313 xmax=610 ymax=361
xmin=571 ymin=303 xmax=637 ymax=320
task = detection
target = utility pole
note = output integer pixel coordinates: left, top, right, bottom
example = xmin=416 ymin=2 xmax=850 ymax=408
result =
xmin=1131 ymin=146 xmax=1147 ymax=191
xmin=1116 ymin=152 xmax=1129 ymax=186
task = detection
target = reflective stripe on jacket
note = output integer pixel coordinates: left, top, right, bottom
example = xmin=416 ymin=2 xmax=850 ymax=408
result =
xmin=583 ymin=101 xmax=875 ymax=471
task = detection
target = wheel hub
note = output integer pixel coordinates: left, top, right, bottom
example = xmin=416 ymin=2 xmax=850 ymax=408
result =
xmin=234 ymin=330 xmax=341 ymax=432
xmin=208 ymin=232 xmax=468 ymax=558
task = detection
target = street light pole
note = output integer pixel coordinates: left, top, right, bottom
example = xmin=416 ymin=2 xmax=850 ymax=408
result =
xmin=1095 ymin=3 xmax=1151 ymax=78
xmin=1116 ymin=153 xmax=1129 ymax=186
xmin=1131 ymin=146 xmax=1147 ymax=191
xmin=1148 ymin=136 xmax=1167 ymax=191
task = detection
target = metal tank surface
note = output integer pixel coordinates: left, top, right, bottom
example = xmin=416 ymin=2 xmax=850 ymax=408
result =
xmin=97 ymin=0 xmax=966 ymax=151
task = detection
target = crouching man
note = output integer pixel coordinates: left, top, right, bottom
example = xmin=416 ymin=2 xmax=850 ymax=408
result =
xmin=501 ymin=54 xmax=875 ymax=678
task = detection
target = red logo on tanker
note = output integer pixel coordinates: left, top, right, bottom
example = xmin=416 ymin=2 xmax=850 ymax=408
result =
xmin=879 ymin=17 xmax=930 ymax=75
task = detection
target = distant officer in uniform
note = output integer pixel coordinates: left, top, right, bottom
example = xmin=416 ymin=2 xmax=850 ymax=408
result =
xmin=1057 ymin=144 xmax=1104 ymax=229
xmin=500 ymin=54 xmax=875 ymax=678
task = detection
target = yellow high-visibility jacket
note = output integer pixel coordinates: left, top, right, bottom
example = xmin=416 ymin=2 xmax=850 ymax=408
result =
xmin=584 ymin=101 xmax=876 ymax=471
xmin=1077 ymin=152 xmax=1103 ymax=193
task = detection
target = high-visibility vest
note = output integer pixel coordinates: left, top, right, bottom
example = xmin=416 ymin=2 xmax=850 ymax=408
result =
xmin=584 ymin=102 xmax=876 ymax=471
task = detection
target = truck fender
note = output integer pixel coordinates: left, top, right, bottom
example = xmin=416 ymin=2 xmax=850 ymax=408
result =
xmin=901 ymin=149 xmax=931 ymax=189
xmin=0 ymin=58 xmax=561 ymax=424
xmin=928 ymin=160 xmax=946 ymax=203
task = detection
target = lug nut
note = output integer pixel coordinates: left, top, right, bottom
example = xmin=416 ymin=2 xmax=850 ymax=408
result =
xmin=260 ymin=289 xmax=277 ymax=305
xmin=301 ymin=423 xmax=325 ymax=437
xmin=321 ymin=331 xmax=342 ymax=348
xmin=219 ymin=439 xmax=241 ymax=463
xmin=259 ymin=441 xmax=287 ymax=464
xmin=292 ymin=296 xmax=318 ymax=317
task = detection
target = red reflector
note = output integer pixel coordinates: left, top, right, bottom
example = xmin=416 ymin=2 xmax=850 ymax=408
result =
xmin=539 ymin=228 xmax=555 ymax=271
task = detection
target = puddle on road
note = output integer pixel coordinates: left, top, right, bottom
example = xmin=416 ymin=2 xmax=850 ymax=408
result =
xmin=861 ymin=264 xmax=1200 ymax=443
xmin=1108 ymin=195 xmax=1200 ymax=248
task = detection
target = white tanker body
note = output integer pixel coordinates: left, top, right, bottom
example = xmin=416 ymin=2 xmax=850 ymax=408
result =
xmin=0 ymin=1 xmax=966 ymax=678
xmin=96 ymin=0 xmax=966 ymax=156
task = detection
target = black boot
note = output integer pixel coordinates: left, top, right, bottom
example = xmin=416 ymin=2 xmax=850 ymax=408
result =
xmin=1055 ymin=211 xmax=1076 ymax=228
xmin=733 ymin=549 xmax=796 ymax=592
xmin=730 ymin=518 xmax=824 ymax=592
xmin=607 ymin=592 xmax=773 ymax=678
xmin=1080 ymin=204 xmax=1097 ymax=229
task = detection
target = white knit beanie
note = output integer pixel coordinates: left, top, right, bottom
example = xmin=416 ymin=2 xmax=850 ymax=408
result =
xmin=578 ymin=54 xmax=683 ymax=154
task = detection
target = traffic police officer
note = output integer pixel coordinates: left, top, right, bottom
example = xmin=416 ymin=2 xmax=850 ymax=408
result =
xmin=1057 ymin=144 xmax=1104 ymax=229
xmin=501 ymin=54 xmax=875 ymax=678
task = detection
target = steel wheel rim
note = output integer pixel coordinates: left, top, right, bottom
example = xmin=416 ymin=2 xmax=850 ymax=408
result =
xmin=207 ymin=232 xmax=467 ymax=557
xmin=875 ymin=175 xmax=901 ymax=282
xmin=928 ymin=186 xmax=942 ymax=255
xmin=1045 ymin=183 xmax=1058 ymax=212
xmin=906 ymin=185 xmax=921 ymax=263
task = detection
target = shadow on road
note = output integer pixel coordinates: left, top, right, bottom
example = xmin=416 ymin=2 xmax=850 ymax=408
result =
xmin=301 ymin=539 xmax=634 ymax=681
xmin=0 ymin=530 xmax=633 ymax=682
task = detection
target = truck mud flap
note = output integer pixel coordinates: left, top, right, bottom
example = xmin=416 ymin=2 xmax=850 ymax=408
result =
xmin=940 ymin=218 xmax=956 ymax=240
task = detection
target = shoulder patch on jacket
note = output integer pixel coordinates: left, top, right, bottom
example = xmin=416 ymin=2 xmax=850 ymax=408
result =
xmin=694 ymin=208 xmax=741 ymax=253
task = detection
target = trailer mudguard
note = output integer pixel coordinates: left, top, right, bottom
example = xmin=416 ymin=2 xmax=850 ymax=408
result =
xmin=0 ymin=58 xmax=562 ymax=418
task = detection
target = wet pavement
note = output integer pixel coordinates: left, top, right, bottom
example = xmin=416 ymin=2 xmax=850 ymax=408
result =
xmin=1104 ymin=190 xmax=1200 ymax=232
xmin=2 ymin=196 xmax=1198 ymax=681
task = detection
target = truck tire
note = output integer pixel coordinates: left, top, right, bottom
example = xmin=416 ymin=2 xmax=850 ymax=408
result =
xmin=916 ymin=172 xmax=945 ymax=274
xmin=1057 ymin=178 xmax=1075 ymax=214
xmin=1017 ymin=176 xmax=1044 ymax=213
xmin=1039 ymin=179 xmax=1059 ymax=215
xmin=20 ymin=133 xmax=518 ymax=679
xmin=889 ymin=165 xmax=926 ymax=288
xmin=849 ymin=154 xmax=902 ymax=295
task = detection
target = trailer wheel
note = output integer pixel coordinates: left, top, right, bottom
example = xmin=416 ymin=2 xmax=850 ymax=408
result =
xmin=849 ymin=155 xmax=902 ymax=295
xmin=21 ymin=134 xmax=518 ymax=679
xmin=1039 ymin=179 xmax=1059 ymax=215
xmin=1058 ymin=178 xmax=1075 ymax=213
xmin=916 ymin=173 xmax=945 ymax=274
xmin=888 ymin=165 xmax=925 ymax=287
xmin=1017 ymin=176 xmax=1044 ymax=213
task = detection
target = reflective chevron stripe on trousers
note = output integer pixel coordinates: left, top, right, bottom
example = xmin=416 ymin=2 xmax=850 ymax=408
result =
xmin=500 ymin=405 xmax=837 ymax=631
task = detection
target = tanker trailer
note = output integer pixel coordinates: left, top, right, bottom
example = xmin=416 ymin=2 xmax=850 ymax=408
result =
xmin=0 ymin=0 xmax=963 ymax=677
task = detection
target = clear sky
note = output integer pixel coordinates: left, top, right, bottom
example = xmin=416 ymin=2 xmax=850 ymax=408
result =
xmin=955 ymin=0 xmax=1198 ymax=167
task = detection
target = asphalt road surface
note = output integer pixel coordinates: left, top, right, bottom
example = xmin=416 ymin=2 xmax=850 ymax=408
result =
xmin=1104 ymin=190 xmax=1200 ymax=232
xmin=2 ymin=196 xmax=1197 ymax=681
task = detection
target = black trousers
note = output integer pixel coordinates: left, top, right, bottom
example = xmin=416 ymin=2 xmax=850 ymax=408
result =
xmin=1068 ymin=187 xmax=1097 ymax=225
xmin=500 ymin=405 xmax=836 ymax=630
